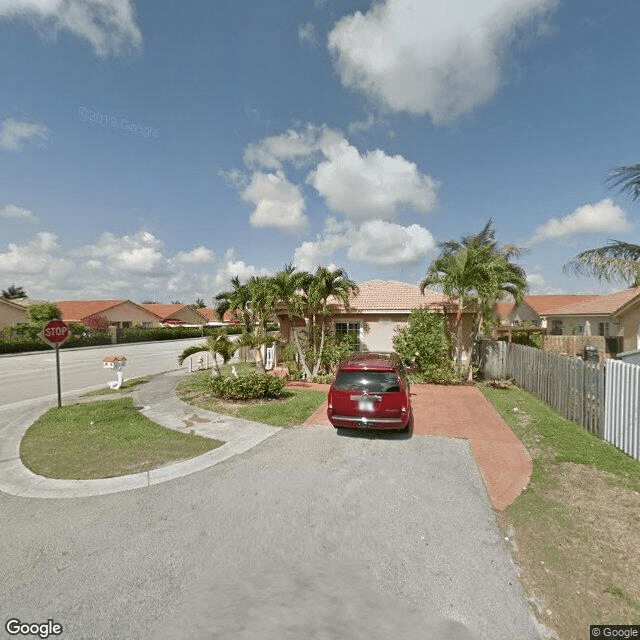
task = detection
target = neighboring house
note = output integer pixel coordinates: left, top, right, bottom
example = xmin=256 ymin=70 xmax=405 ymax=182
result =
xmin=139 ymin=303 xmax=208 ymax=326
xmin=508 ymin=295 xmax=598 ymax=331
xmin=198 ymin=307 xmax=243 ymax=327
xmin=0 ymin=298 xmax=28 ymax=331
xmin=55 ymin=300 xmax=163 ymax=328
xmin=544 ymin=286 xmax=640 ymax=352
xmin=494 ymin=301 xmax=515 ymax=325
xmin=276 ymin=279 xmax=475 ymax=357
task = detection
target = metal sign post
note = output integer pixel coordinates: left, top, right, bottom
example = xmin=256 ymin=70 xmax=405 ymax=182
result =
xmin=39 ymin=320 xmax=69 ymax=407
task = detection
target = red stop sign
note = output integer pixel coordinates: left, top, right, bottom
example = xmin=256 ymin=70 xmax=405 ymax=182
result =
xmin=40 ymin=320 xmax=69 ymax=348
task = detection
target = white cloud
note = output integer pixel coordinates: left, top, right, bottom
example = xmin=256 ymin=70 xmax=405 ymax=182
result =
xmin=292 ymin=217 xmax=435 ymax=270
xmin=212 ymin=248 xmax=271 ymax=289
xmin=298 ymin=21 xmax=318 ymax=46
xmin=348 ymin=114 xmax=376 ymax=135
xmin=328 ymin=0 xmax=558 ymax=124
xmin=0 ymin=203 xmax=38 ymax=222
xmin=73 ymin=230 xmax=167 ymax=274
xmin=292 ymin=218 xmax=350 ymax=271
xmin=0 ymin=230 xmax=268 ymax=301
xmin=528 ymin=198 xmax=632 ymax=245
xmin=347 ymin=220 xmax=436 ymax=266
xmin=0 ymin=0 xmax=142 ymax=58
xmin=174 ymin=246 xmax=215 ymax=264
xmin=0 ymin=118 xmax=49 ymax=151
xmin=308 ymin=132 xmax=439 ymax=221
xmin=243 ymin=124 xmax=320 ymax=170
xmin=242 ymin=170 xmax=309 ymax=234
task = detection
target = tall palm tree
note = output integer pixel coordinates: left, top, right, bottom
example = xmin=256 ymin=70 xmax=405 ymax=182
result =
xmin=565 ymin=164 xmax=640 ymax=285
xmin=177 ymin=329 xmax=236 ymax=376
xmin=306 ymin=266 xmax=359 ymax=376
xmin=271 ymin=265 xmax=314 ymax=377
xmin=214 ymin=275 xmax=280 ymax=372
xmin=420 ymin=220 xmax=527 ymax=372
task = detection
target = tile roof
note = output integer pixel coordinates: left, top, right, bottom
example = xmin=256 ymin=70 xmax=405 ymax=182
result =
xmin=522 ymin=295 xmax=599 ymax=315
xmin=545 ymin=287 xmax=640 ymax=316
xmin=329 ymin=280 xmax=449 ymax=312
xmin=199 ymin=307 xmax=242 ymax=323
xmin=495 ymin=301 xmax=515 ymax=320
xmin=139 ymin=303 xmax=207 ymax=322
xmin=55 ymin=300 xmax=135 ymax=322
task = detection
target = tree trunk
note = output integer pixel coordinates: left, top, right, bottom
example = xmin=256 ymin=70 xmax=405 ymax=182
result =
xmin=312 ymin=319 xmax=327 ymax=376
xmin=292 ymin=327 xmax=312 ymax=378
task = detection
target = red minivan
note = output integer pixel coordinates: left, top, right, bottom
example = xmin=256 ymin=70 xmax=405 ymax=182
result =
xmin=327 ymin=352 xmax=411 ymax=431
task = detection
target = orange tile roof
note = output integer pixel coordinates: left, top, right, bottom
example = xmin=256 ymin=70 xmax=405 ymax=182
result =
xmin=199 ymin=307 xmax=241 ymax=323
xmin=546 ymin=287 xmax=640 ymax=316
xmin=495 ymin=301 xmax=515 ymax=320
xmin=55 ymin=300 xmax=136 ymax=323
xmin=522 ymin=295 xmax=599 ymax=315
xmin=329 ymin=280 xmax=449 ymax=312
xmin=138 ymin=303 xmax=208 ymax=322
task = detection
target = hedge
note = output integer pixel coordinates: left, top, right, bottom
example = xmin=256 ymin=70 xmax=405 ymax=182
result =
xmin=206 ymin=372 xmax=286 ymax=400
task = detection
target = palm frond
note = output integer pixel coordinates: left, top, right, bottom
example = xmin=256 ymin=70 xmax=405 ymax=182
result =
xmin=606 ymin=164 xmax=640 ymax=201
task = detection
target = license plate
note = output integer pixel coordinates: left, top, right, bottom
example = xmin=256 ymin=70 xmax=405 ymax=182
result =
xmin=358 ymin=400 xmax=374 ymax=412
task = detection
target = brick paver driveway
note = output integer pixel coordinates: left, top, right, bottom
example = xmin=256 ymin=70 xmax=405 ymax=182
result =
xmin=301 ymin=382 xmax=532 ymax=510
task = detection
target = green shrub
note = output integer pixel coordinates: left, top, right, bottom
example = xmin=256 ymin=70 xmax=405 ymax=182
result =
xmin=309 ymin=374 xmax=334 ymax=384
xmin=393 ymin=309 xmax=460 ymax=384
xmin=207 ymin=372 xmax=286 ymax=400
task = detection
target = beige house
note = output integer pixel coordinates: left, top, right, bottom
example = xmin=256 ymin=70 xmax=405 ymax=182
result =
xmin=508 ymin=295 xmax=598 ymax=330
xmin=55 ymin=300 xmax=163 ymax=329
xmin=198 ymin=307 xmax=243 ymax=327
xmin=139 ymin=303 xmax=208 ymax=326
xmin=276 ymin=279 xmax=476 ymax=359
xmin=0 ymin=298 xmax=28 ymax=331
xmin=544 ymin=286 xmax=640 ymax=352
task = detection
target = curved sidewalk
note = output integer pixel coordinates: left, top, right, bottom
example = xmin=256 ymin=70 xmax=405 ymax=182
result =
xmin=304 ymin=383 xmax=532 ymax=511
xmin=0 ymin=370 xmax=281 ymax=499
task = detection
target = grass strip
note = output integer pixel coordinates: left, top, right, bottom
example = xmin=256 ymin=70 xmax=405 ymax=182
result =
xmin=20 ymin=397 xmax=223 ymax=479
xmin=82 ymin=376 xmax=151 ymax=397
xmin=479 ymin=382 xmax=640 ymax=639
xmin=177 ymin=370 xmax=327 ymax=428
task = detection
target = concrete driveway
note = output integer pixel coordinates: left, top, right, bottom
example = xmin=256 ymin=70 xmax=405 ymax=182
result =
xmin=0 ymin=375 xmax=544 ymax=640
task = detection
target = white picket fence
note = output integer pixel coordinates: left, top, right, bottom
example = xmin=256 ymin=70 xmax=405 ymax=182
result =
xmin=475 ymin=339 xmax=640 ymax=462
xmin=604 ymin=359 xmax=640 ymax=463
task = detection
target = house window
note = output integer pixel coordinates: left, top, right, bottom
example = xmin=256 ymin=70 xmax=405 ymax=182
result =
xmin=122 ymin=321 xmax=132 ymax=329
xmin=335 ymin=321 xmax=361 ymax=352
xmin=551 ymin=320 xmax=563 ymax=335
xmin=598 ymin=322 xmax=609 ymax=337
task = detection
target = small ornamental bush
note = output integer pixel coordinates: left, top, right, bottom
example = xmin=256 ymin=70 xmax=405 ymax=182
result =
xmin=207 ymin=372 xmax=286 ymax=401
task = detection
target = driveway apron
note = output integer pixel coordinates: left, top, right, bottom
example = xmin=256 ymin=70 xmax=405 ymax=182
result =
xmin=304 ymin=383 xmax=532 ymax=511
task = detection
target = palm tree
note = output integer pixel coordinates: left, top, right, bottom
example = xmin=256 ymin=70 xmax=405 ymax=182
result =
xmin=420 ymin=220 xmax=527 ymax=374
xmin=214 ymin=275 xmax=280 ymax=372
xmin=271 ymin=265 xmax=358 ymax=378
xmin=177 ymin=329 xmax=236 ymax=376
xmin=271 ymin=265 xmax=313 ymax=376
xmin=564 ymin=163 xmax=640 ymax=285
xmin=306 ymin=266 xmax=359 ymax=376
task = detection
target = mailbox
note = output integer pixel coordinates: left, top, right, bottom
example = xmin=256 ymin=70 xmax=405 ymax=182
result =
xmin=103 ymin=355 xmax=127 ymax=389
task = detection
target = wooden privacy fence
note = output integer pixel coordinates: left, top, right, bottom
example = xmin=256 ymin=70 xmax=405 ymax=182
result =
xmin=475 ymin=339 xmax=640 ymax=462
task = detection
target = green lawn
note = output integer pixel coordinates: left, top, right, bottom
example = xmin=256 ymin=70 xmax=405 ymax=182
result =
xmin=479 ymin=382 xmax=640 ymax=639
xmin=176 ymin=370 xmax=327 ymax=427
xmin=20 ymin=397 xmax=223 ymax=479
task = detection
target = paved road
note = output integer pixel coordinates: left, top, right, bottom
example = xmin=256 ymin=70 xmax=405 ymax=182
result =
xmin=0 ymin=424 xmax=545 ymax=640
xmin=0 ymin=338 xmax=208 ymax=408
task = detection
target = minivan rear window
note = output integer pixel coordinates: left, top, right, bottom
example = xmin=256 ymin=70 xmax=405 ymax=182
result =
xmin=334 ymin=370 xmax=401 ymax=393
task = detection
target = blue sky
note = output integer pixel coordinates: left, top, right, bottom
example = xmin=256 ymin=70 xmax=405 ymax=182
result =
xmin=1 ymin=0 xmax=639 ymax=304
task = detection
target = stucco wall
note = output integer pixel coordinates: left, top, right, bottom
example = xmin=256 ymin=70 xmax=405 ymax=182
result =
xmin=0 ymin=301 xmax=28 ymax=329
xmin=98 ymin=303 xmax=162 ymax=327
